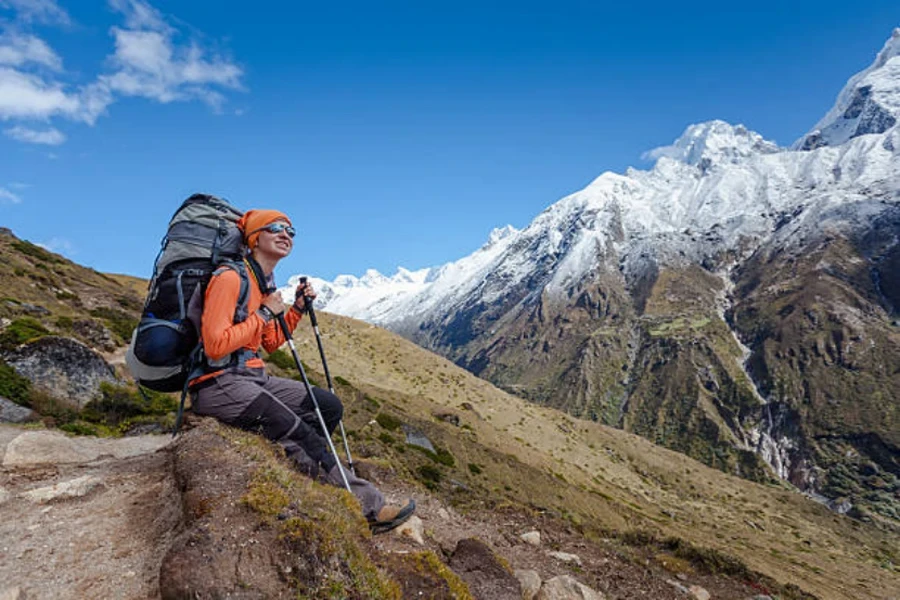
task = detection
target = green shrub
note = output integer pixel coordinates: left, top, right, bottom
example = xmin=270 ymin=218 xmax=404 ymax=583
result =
xmin=0 ymin=359 xmax=31 ymax=406
xmin=55 ymin=315 xmax=73 ymax=329
xmin=468 ymin=463 xmax=483 ymax=475
xmin=115 ymin=295 xmax=143 ymax=311
xmin=0 ymin=317 xmax=49 ymax=350
xmin=56 ymin=290 xmax=78 ymax=301
xmin=88 ymin=307 xmax=137 ymax=342
xmin=81 ymin=382 xmax=177 ymax=427
xmin=12 ymin=240 xmax=62 ymax=263
xmin=334 ymin=375 xmax=350 ymax=386
xmin=417 ymin=464 xmax=442 ymax=488
xmin=265 ymin=348 xmax=296 ymax=370
xmin=375 ymin=412 xmax=402 ymax=431
xmin=378 ymin=432 xmax=395 ymax=445
xmin=410 ymin=444 xmax=455 ymax=467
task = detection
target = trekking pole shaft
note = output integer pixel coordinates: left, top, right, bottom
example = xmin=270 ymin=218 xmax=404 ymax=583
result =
xmin=300 ymin=277 xmax=355 ymax=473
xmin=276 ymin=314 xmax=352 ymax=493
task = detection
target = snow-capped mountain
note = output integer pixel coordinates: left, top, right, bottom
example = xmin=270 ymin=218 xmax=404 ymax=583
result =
xmin=797 ymin=27 xmax=900 ymax=149
xmin=284 ymin=30 xmax=900 ymax=523
xmin=287 ymin=27 xmax=900 ymax=324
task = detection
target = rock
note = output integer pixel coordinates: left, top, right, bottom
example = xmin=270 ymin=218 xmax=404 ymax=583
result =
xmin=19 ymin=303 xmax=49 ymax=316
xmin=0 ymin=587 xmax=25 ymax=600
xmin=395 ymin=515 xmax=425 ymax=545
xmin=404 ymin=425 xmax=435 ymax=452
xmin=514 ymin=569 xmax=542 ymax=600
xmin=72 ymin=319 xmax=117 ymax=353
xmin=537 ymin=575 xmax=604 ymax=600
xmin=437 ymin=507 xmax=451 ymax=520
xmin=448 ymin=538 xmax=520 ymax=600
xmin=0 ymin=397 xmax=36 ymax=424
xmin=2 ymin=429 xmax=170 ymax=467
xmin=689 ymin=584 xmax=710 ymax=600
xmin=433 ymin=411 xmax=460 ymax=426
xmin=0 ymin=486 xmax=10 ymax=505
xmin=548 ymin=551 xmax=582 ymax=566
xmin=4 ymin=336 xmax=118 ymax=408
xmin=521 ymin=530 xmax=541 ymax=546
xmin=667 ymin=579 xmax=689 ymax=594
xmin=22 ymin=475 xmax=103 ymax=503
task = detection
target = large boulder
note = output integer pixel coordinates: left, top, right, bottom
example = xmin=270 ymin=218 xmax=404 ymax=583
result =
xmin=3 ymin=336 xmax=117 ymax=408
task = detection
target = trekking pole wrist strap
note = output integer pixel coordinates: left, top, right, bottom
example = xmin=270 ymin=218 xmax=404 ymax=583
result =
xmin=258 ymin=305 xmax=276 ymax=322
xmin=291 ymin=301 xmax=308 ymax=315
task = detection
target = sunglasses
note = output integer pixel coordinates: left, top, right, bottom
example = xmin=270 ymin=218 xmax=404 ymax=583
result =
xmin=256 ymin=222 xmax=296 ymax=238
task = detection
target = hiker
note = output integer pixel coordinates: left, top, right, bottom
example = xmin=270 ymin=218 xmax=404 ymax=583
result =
xmin=189 ymin=208 xmax=414 ymax=533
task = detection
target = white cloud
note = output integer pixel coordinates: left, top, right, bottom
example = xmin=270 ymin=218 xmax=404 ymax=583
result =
xmin=4 ymin=124 xmax=65 ymax=144
xmin=0 ymin=186 xmax=22 ymax=204
xmin=0 ymin=31 xmax=62 ymax=70
xmin=0 ymin=0 xmax=71 ymax=26
xmin=0 ymin=66 xmax=80 ymax=119
xmin=37 ymin=236 xmax=74 ymax=254
xmin=108 ymin=0 xmax=169 ymax=32
xmin=102 ymin=12 xmax=244 ymax=108
xmin=641 ymin=145 xmax=680 ymax=162
xmin=0 ymin=0 xmax=244 ymax=145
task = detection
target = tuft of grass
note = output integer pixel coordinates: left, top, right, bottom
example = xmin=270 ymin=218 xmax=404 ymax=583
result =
xmin=414 ymin=551 xmax=473 ymax=599
xmin=88 ymin=307 xmax=137 ymax=343
xmin=0 ymin=316 xmax=49 ymax=350
xmin=410 ymin=444 xmax=456 ymax=467
xmin=334 ymin=375 xmax=350 ymax=386
xmin=265 ymin=348 xmax=296 ymax=371
xmin=11 ymin=240 xmax=62 ymax=264
xmin=417 ymin=464 xmax=442 ymax=489
xmin=375 ymin=412 xmax=403 ymax=431
xmin=0 ymin=358 xmax=32 ymax=406
xmin=80 ymin=382 xmax=177 ymax=430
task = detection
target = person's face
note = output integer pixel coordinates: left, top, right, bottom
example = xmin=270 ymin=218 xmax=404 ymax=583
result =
xmin=255 ymin=220 xmax=294 ymax=259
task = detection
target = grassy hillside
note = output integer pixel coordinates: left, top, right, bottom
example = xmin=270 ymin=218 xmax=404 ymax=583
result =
xmin=0 ymin=229 xmax=144 ymax=351
xmin=0 ymin=228 xmax=896 ymax=598
xmin=287 ymin=310 xmax=899 ymax=600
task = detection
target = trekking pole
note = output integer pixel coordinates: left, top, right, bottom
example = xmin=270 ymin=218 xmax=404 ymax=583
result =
xmin=299 ymin=276 xmax=356 ymax=475
xmin=276 ymin=314 xmax=352 ymax=493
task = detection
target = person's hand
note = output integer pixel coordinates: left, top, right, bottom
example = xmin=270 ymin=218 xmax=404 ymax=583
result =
xmin=261 ymin=292 xmax=286 ymax=316
xmin=295 ymin=280 xmax=317 ymax=306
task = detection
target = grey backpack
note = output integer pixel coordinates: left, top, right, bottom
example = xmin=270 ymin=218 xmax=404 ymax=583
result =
xmin=126 ymin=193 xmax=248 ymax=394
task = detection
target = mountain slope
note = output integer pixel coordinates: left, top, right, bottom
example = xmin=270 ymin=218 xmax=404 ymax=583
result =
xmin=286 ymin=310 xmax=899 ymax=600
xmin=298 ymin=31 xmax=900 ymax=524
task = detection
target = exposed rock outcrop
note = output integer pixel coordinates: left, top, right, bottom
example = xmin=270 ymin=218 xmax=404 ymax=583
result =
xmin=2 ymin=336 xmax=118 ymax=408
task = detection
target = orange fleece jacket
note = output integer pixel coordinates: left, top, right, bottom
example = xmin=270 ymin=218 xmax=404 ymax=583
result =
xmin=193 ymin=263 xmax=302 ymax=383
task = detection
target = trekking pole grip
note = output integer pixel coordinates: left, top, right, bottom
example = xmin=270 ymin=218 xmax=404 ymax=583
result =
xmin=298 ymin=276 xmax=318 ymax=326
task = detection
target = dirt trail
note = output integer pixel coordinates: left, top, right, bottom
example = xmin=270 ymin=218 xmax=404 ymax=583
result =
xmin=0 ymin=426 xmax=178 ymax=600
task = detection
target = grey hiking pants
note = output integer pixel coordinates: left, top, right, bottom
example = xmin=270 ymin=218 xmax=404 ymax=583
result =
xmin=192 ymin=369 xmax=384 ymax=520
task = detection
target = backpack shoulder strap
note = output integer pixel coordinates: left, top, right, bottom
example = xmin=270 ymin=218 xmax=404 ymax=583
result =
xmin=213 ymin=259 xmax=252 ymax=323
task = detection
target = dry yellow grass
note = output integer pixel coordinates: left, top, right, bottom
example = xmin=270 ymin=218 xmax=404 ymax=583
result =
xmin=291 ymin=310 xmax=899 ymax=600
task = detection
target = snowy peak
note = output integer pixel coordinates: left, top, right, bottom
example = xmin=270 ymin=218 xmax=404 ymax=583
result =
xmin=643 ymin=120 xmax=780 ymax=167
xmin=797 ymin=28 xmax=900 ymax=150
xmin=484 ymin=225 xmax=518 ymax=247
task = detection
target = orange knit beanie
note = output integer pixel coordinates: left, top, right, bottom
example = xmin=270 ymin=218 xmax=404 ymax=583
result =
xmin=238 ymin=209 xmax=292 ymax=249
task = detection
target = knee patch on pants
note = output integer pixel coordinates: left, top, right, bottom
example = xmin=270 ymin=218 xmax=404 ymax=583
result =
xmin=235 ymin=391 xmax=301 ymax=442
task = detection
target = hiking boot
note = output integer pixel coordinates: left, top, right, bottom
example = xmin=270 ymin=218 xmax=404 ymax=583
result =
xmin=369 ymin=499 xmax=416 ymax=534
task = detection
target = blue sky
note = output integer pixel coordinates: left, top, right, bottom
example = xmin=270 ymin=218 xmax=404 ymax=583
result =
xmin=2 ymin=0 xmax=899 ymax=282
